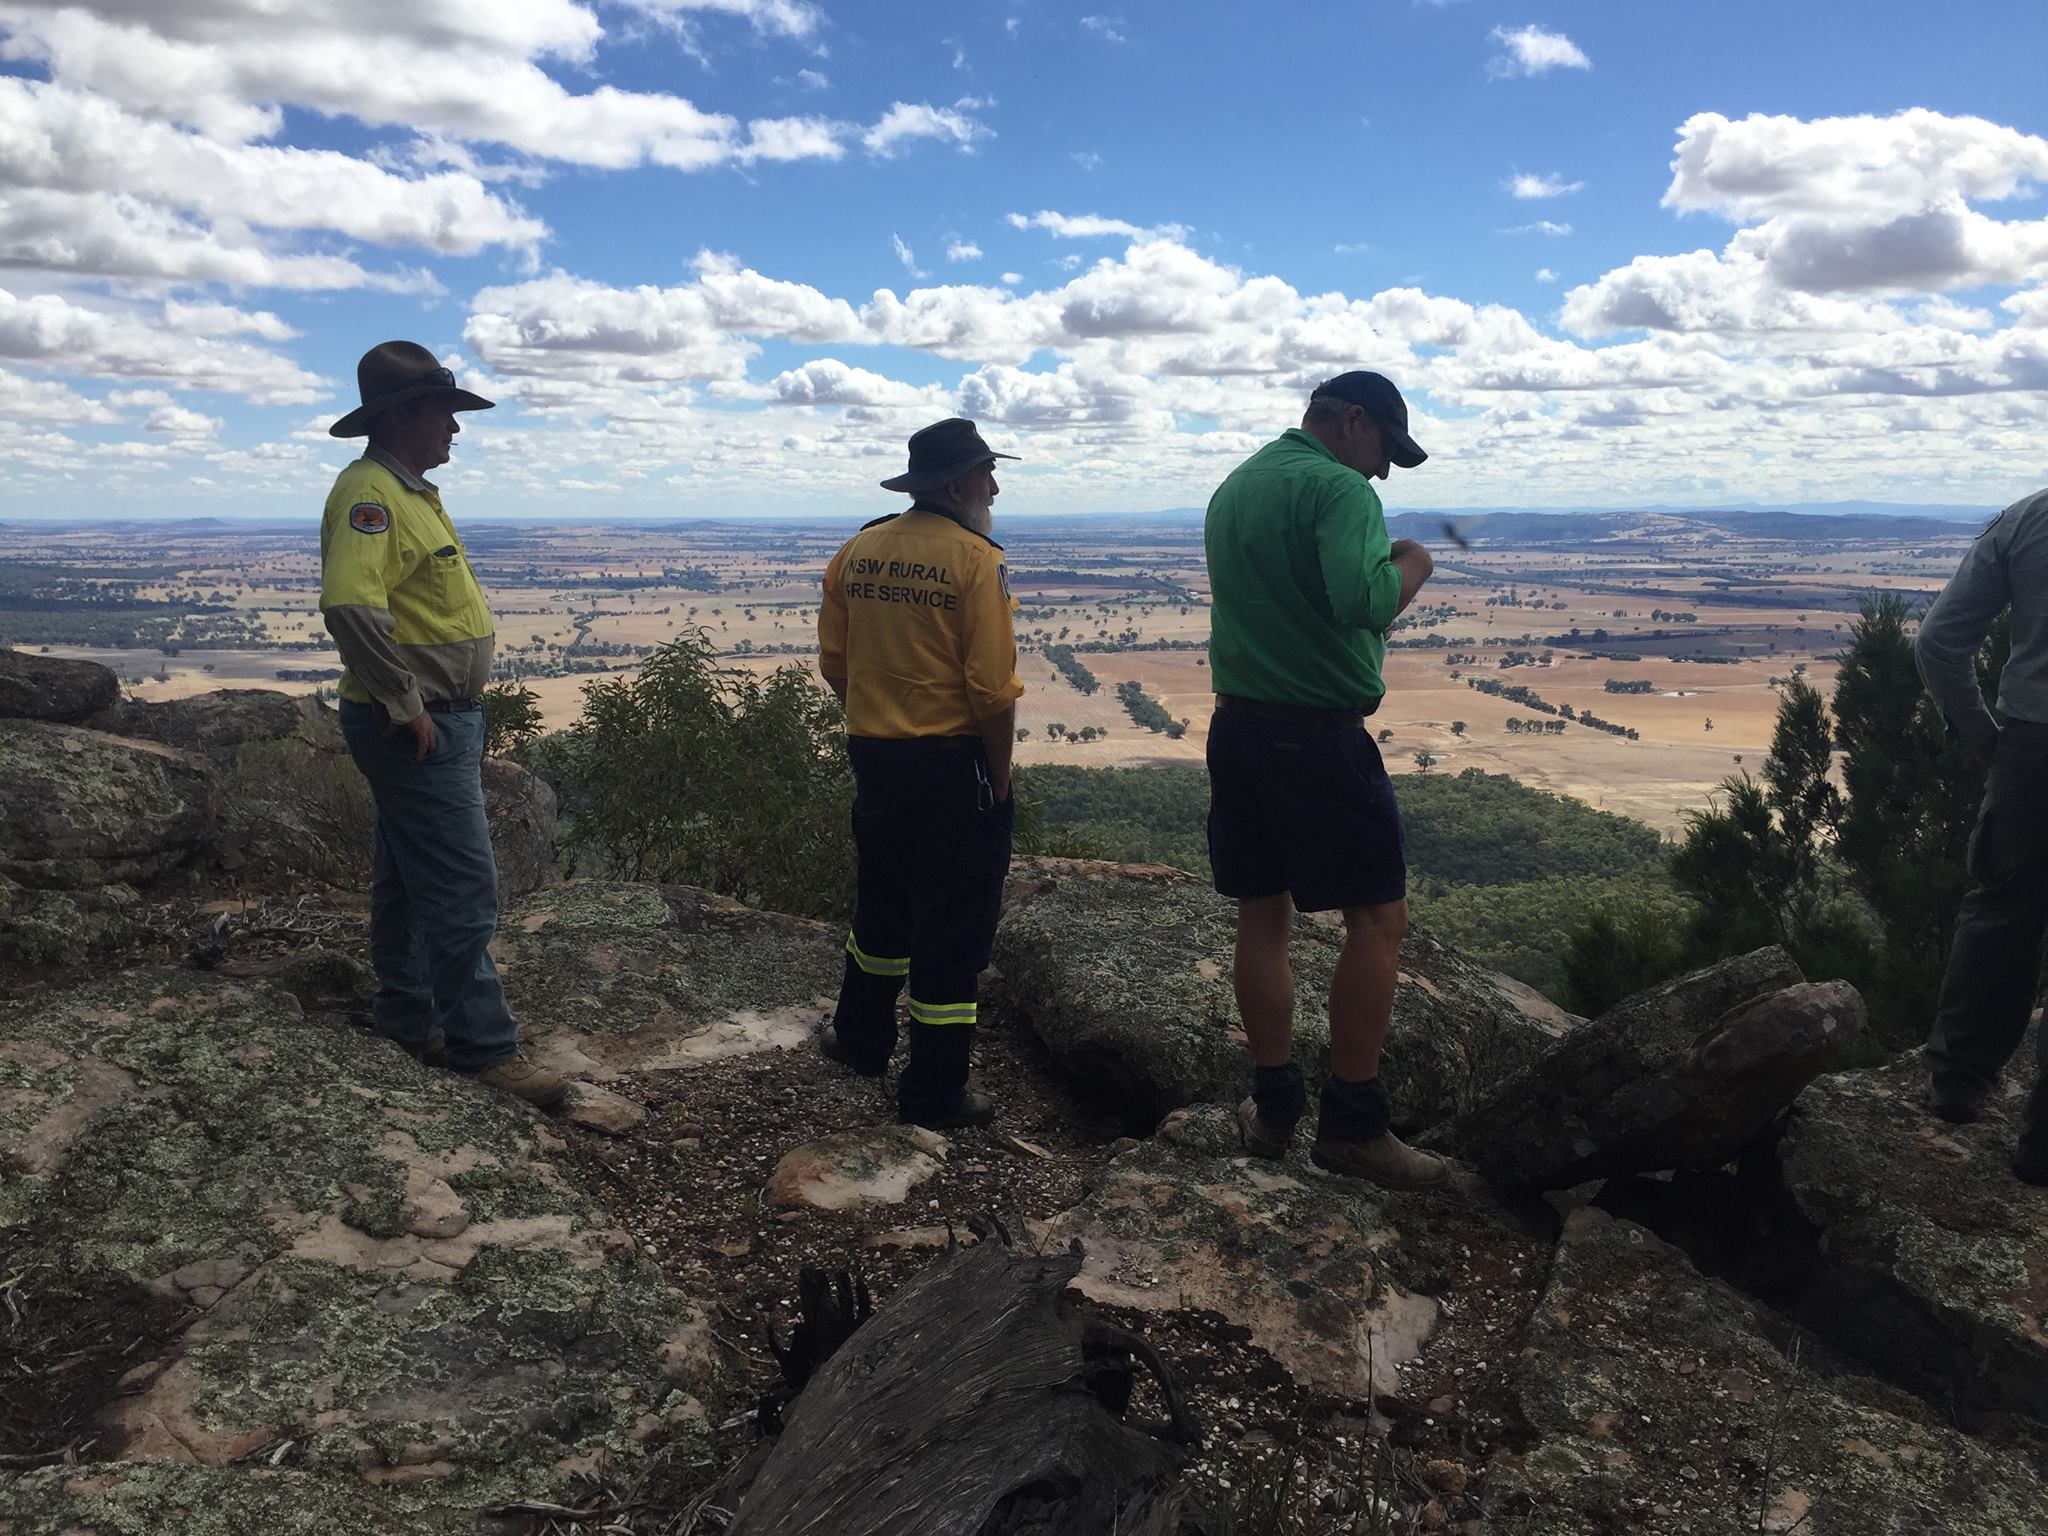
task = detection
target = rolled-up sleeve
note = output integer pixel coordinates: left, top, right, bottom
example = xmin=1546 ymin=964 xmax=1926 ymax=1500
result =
xmin=961 ymin=549 xmax=1025 ymax=720
xmin=1915 ymin=523 xmax=2009 ymax=747
xmin=1315 ymin=479 xmax=1402 ymax=634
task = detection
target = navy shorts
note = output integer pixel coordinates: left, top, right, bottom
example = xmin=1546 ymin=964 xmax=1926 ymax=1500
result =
xmin=1205 ymin=706 xmax=1406 ymax=913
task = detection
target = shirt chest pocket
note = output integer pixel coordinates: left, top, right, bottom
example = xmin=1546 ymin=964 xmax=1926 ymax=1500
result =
xmin=420 ymin=544 xmax=469 ymax=628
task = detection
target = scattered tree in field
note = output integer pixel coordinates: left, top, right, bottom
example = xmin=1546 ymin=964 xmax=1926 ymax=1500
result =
xmin=1450 ymin=721 xmax=1466 ymax=738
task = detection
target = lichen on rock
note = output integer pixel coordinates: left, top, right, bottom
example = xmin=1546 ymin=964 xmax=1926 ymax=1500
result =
xmin=992 ymin=858 xmax=1560 ymax=1131
xmin=495 ymin=879 xmax=840 ymax=1078
xmin=1506 ymin=1206 xmax=2048 ymax=1534
xmin=0 ymin=967 xmax=727 ymax=1522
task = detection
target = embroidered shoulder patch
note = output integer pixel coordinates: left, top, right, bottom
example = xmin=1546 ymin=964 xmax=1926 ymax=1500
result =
xmin=348 ymin=502 xmax=390 ymax=534
xmin=997 ymin=563 xmax=1011 ymax=601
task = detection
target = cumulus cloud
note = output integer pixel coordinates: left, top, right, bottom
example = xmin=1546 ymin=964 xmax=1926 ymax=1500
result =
xmin=863 ymin=99 xmax=993 ymax=158
xmin=1487 ymin=25 xmax=1590 ymax=79
xmin=1568 ymin=108 xmax=2048 ymax=350
xmin=946 ymin=240 xmax=983 ymax=262
xmin=0 ymin=287 xmax=323 ymax=402
xmin=1006 ymin=209 xmax=1190 ymax=241
xmin=1079 ymin=15 xmax=1127 ymax=44
xmin=1665 ymin=109 xmax=2048 ymax=221
xmin=1507 ymin=171 xmax=1582 ymax=199
xmin=0 ymin=3 xmax=975 ymax=176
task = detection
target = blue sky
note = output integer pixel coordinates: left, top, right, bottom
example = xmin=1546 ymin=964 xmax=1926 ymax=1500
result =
xmin=2 ymin=0 xmax=2046 ymax=520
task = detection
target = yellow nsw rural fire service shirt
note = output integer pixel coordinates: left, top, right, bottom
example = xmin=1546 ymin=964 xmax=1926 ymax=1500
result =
xmin=318 ymin=448 xmax=495 ymax=723
xmin=818 ymin=508 xmax=1024 ymax=738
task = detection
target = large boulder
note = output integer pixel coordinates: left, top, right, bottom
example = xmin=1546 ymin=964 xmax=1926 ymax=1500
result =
xmin=481 ymin=755 xmax=560 ymax=904
xmin=1045 ymin=1102 xmax=1550 ymax=1399
xmin=0 ymin=721 xmax=218 ymax=890
xmin=992 ymin=859 xmax=1563 ymax=1132
xmin=494 ymin=879 xmax=842 ymax=1080
xmin=1754 ymin=1050 xmax=2048 ymax=1431
xmin=1429 ymin=950 xmax=1858 ymax=1190
xmin=0 ymin=646 xmax=118 ymax=723
xmin=0 ymin=968 xmax=722 ymax=1529
xmin=1505 ymin=1207 xmax=2048 ymax=1535
xmin=86 ymin=688 xmax=333 ymax=761
xmin=108 ymin=689 xmax=560 ymax=900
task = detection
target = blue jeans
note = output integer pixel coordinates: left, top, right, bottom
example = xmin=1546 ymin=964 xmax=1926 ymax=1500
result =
xmin=338 ymin=699 xmax=518 ymax=1072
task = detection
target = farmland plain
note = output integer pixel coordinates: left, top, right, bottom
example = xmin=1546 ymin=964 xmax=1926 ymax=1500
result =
xmin=0 ymin=506 xmax=1980 ymax=835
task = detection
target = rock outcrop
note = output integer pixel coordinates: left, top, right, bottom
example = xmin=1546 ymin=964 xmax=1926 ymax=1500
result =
xmin=1506 ymin=1207 xmax=2048 ymax=1535
xmin=0 ymin=721 xmax=218 ymax=890
xmin=495 ymin=879 xmax=841 ymax=1079
xmin=1431 ymin=949 xmax=1858 ymax=1189
xmin=993 ymin=859 xmax=1563 ymax=1131
xmin=0 ymin=967 xmax=723 ymax=1527
xmin=0 ymin=646 xmax=119 ymax=723
xmin=1756 ymin=1050 xmax=2048 ymax=1431
xmin=1047 ymin=1102 xmax=1549 ymax=1399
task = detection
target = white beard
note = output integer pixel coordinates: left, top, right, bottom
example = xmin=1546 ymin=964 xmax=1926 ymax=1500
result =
xmin=960 ymin=502 xmax=995 ymax=539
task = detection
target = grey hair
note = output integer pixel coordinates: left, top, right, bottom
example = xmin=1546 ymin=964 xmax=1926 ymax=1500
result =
xmin=1303 ymin=393 xmax=1357 ymax=426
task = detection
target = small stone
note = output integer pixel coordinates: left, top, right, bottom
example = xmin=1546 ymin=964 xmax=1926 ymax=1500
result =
xmin=558 ymin=1081 xmax=647 ymax=1135
xmin=1428 ymin=1396 xmax=1455 ymax=1415
xmin=1109 ymin=1137 xmax=1141 ymax=1156
xmin=1421 ymin=1459 xmax=1468 ymax=1497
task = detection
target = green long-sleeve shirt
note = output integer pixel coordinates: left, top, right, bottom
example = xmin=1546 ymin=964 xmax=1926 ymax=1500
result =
xmin=1203 ymin=428 xmax=1402 ymax=711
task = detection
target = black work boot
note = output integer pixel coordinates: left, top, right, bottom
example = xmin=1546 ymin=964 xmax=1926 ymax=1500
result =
xmin=897 ymin=1021 xmax=988 ymax=1128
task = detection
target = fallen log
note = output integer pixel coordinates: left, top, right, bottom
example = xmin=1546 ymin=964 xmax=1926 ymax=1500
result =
xmin=726 ymin=1224 xmax=1214 ymax=1535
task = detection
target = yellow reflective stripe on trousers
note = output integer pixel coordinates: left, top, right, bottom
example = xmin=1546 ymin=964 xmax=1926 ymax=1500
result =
xmin=844 ymin=932 xmax=909 ymax=976
xmin=907 ymin=997 xmax=977 ymax=1026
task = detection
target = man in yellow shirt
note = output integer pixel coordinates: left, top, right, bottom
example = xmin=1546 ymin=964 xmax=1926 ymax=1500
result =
xmin=319 ymin=340 xmax=566 ymax=1108
xmin=817 ymin=418 xmax=1024 ymax=1128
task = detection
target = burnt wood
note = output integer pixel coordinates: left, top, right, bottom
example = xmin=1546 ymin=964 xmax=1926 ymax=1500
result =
xmin=727 ymin=1228 xmax=1212 ymax=1535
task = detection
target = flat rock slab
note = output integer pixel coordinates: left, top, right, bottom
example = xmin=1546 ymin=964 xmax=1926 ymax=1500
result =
xmin=1044 ymin=1103 xmax=1547 ymax=1399
xmin=767 ymin=1126 xmax=950 ymax=1211
xmin=0 ymin=722 xmax=218 ymax=890
xmin=1758 ymin=1051 xmax=2048 ymax=1430
xmin=993 ymin=858 xmax=1562 ymax=1132
xmin=1433 ymin=949 xmax=1856 ymax=1189
xmin=0 ymin=968 xmax=721 ymax=1521
xmin=0 ymin=646 xmax=118 ymax=723
xmin=1505 ymin=1207 xmax=2048 ymax=1535
xmin=0 ymin=1463 xmax=466 ymax=1536
xmin=494 ymin=880 xmax=839 ymax=1080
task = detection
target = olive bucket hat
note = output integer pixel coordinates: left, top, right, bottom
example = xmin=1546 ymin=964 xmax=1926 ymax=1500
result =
xmin=879 ymin=417 xmax=1019 ymax=493
xmin=328 ymin=340 xmax=495 ymax=438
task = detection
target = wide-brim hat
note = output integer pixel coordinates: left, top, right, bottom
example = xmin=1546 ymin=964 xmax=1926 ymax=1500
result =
xmin=880 ymin=417 xmax=1019 ymax=493
xmin=329 ymin=340 xmax=495 ymax=438
xmin=1311 ymin=370 xmax=1427 ymax=468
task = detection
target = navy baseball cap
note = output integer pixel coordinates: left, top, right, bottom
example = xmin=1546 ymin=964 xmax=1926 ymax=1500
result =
xmin=1310 ymin=371 xmax=1427 ymax=468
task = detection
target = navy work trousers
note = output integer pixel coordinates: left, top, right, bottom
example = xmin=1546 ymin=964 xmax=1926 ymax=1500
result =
xmin=833 ymin=734 xmax=1013 ymax=1118
xmin=338 ymin=699 xmax=519 ymax=1072
xmin=1927 ymin=719 xmax=2048 ymax=1162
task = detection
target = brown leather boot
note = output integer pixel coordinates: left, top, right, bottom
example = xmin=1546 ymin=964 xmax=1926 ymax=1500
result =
xmin=1235 ymin=1096 xmax=1294 ymax=1159
xmin=473 ymin=1053 xmax=569 ymax=1108
xmin=1310 ymin=1130 xmax=1448 ymax=1190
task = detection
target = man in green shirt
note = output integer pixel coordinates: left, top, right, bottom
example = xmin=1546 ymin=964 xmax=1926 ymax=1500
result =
xmin=1204 ymin=371 xmax=1442 ymax=1188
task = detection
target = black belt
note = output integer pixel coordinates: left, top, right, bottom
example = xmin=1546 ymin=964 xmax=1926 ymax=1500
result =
xmin=1215 ymin=694 xmax=1366 ymax=731
xmin=424 ymin=696 xmax=482 ymax=713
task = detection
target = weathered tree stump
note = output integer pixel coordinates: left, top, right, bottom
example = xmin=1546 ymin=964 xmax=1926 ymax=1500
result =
xmin=727 ymin=1226 xmax=1212 ymax=1535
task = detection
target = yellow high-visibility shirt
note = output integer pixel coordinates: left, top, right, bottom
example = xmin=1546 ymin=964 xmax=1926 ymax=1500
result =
xmin=318 ymin=449 xmax=494 ymax=721
xmin=819 ymin=509 xmax=1024 ymax=737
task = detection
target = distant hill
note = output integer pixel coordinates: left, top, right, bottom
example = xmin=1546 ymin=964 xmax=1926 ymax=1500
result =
xmin=1384 ymin=506 xmax=1986 ymax=547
